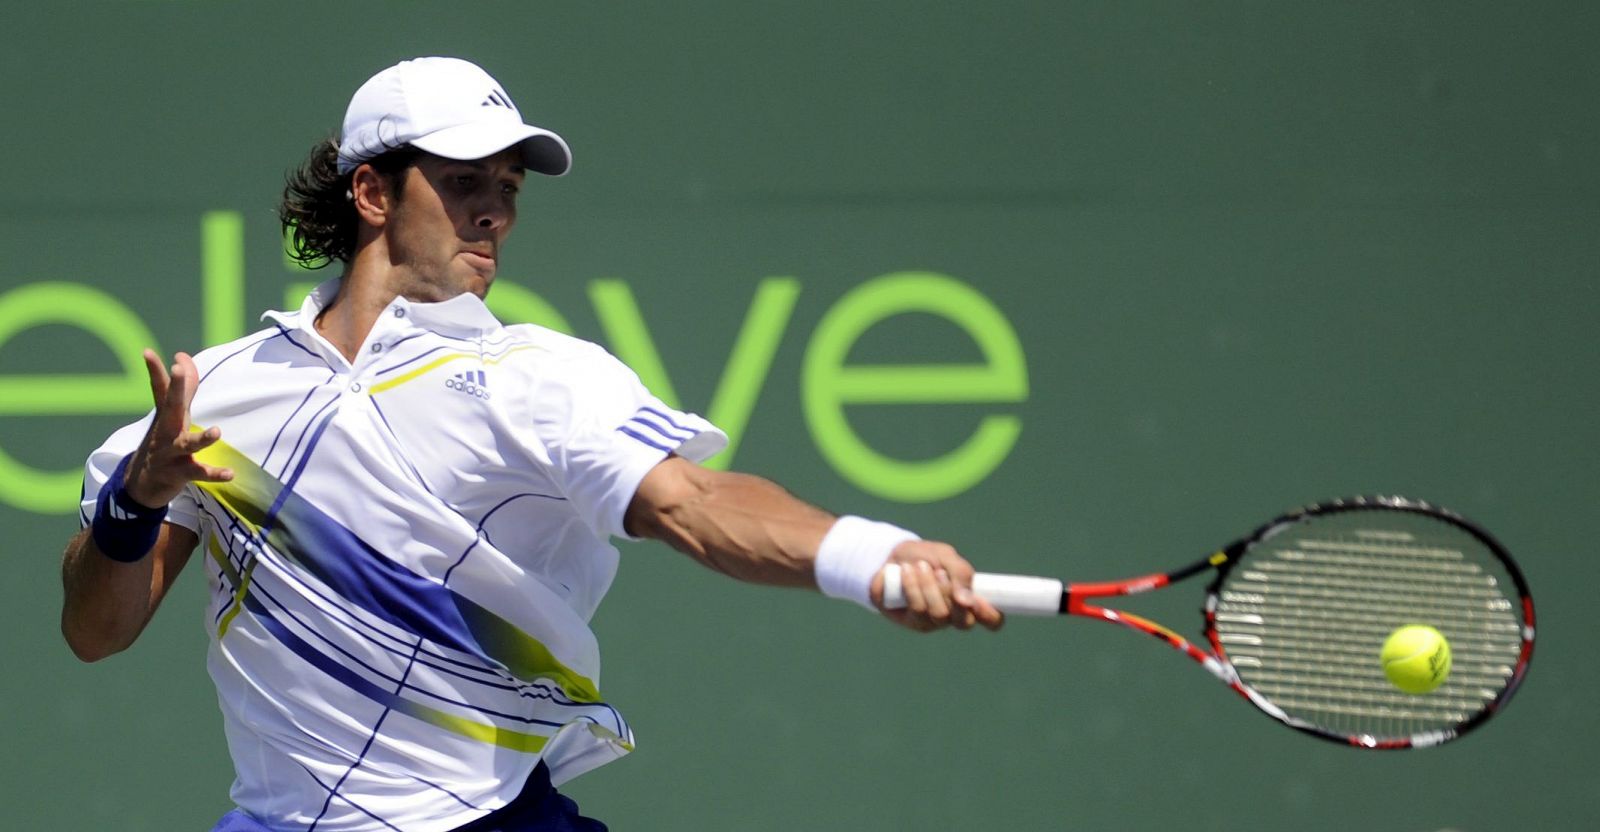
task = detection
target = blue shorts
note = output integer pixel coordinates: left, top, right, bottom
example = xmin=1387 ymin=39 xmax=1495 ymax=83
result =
xmin=210 ymin=763 xmax=605 ymax=832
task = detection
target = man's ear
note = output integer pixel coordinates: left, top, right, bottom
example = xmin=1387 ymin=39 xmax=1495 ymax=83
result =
xmin=350 ymin=164 xmax=392 ymax=228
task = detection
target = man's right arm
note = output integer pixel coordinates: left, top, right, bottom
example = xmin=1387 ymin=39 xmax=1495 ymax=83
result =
xmin=61 ymin=349 xmax=233 ymax=662
xmin=61 ymin=523 xmax=199 ymax=662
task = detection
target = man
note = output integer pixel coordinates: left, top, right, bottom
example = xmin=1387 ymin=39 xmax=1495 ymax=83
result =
xmin=61 ymin=57 xmax=1001 ymax=831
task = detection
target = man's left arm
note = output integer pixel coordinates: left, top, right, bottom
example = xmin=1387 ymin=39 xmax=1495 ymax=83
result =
xmin=624 ymin=455 xmax=1002 ymax=632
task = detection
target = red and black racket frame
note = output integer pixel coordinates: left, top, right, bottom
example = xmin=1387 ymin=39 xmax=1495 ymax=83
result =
xmin=1056 ymin=496 xmax=1535 ymax=749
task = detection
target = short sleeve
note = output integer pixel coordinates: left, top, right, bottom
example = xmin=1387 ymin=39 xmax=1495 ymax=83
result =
xmin=78 ymin=412 xmax=202 ymax=534
xmin=533 ymin=344 xmax=727 ymax=541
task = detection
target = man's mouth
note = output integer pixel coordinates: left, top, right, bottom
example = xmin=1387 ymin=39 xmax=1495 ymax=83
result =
xmin=461 ymin=249 xmax=496 ymax=271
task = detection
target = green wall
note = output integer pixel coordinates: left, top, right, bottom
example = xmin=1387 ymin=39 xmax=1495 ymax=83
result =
xmin=4 ymin=2 xmax=1595 ymax=829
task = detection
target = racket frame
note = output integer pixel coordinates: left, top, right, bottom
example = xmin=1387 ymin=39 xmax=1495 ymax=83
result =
xmin=1063 ymin=495 xmax=1534 ymax=749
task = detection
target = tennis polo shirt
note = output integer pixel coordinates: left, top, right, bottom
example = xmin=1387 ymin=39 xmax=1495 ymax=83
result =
xmin=80 ymin=279 xmax=726 ymax=832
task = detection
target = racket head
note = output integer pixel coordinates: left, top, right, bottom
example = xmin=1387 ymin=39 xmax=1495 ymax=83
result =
xmin=1204 ymin=496 xmax=1534 ymax=749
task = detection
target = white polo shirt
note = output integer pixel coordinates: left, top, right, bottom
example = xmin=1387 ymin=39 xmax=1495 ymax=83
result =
xmin=80 ymin=280 xmax=726 ymax=832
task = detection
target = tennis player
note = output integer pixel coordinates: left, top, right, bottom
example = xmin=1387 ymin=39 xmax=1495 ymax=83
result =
xmin=59 ymin=56 xmax=1002 ymax=831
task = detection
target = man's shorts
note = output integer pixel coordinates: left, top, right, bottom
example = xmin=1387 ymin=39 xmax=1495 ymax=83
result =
xmin=209 ymin=763 xmax=605 ymax=831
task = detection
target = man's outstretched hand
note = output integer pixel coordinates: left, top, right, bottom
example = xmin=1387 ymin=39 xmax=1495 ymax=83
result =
xmin=870 ymin=541 xmax=1005 ymax=633
xmin=122 ymin=350 xmax=233 ymax=508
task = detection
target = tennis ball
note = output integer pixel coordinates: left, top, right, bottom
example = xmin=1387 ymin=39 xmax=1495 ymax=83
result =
xmin=1380 ymin=625 xmax=1452 ymax=694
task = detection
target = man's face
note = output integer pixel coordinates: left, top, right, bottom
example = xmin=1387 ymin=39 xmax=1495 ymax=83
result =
xmin=382 ymin=147 xmax=527 ymax=301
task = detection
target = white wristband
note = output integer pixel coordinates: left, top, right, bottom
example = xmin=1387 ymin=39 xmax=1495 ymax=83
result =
xmin=814 ymin=515 xmax=919 ymax=611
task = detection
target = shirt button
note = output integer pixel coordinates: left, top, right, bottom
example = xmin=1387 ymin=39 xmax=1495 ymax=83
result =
xmin=393 ymin=307 xmax=406 ymax=318
xmin=350 ymin=382 xmax=363 ymax=393
xmin=371 ymin=343 xmax=384 ymax=354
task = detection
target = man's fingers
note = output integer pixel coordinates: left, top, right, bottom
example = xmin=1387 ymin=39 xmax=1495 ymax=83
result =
xmin=143 ymin=349 xmax=171 ymax=407
xmin=184 ymin=460 xmax=235 ymax=483
xmin=900 ymin=561 xmax=932 ymax=618
xmin=943 ymin=570 xmax=1004 ymax=631
xmin=935 ymin=570 xmax=978 ymax=630
xmin=179 ymin=426 xmax=230 ymax=480
xmin=901 ymin=564 xmax=949 ymax=633
xmin=920 ymin=562 xmax=952 ymax=621
xmin=173 ymin=353 xmax=202 ymax=412
xmin=166 ymin=354 xmax=199 ymax=421
xmin=154 ymin=355 xmax=191 ymax=434
xmin=900 ymin=561 xmax=957 ymax=630
xmin=879 ymin=543 xmax=1004 ymax=633
xmin=972 ymin=597 xmax=1005 ymax=631
xmin=177 ymin=425 xmax=223 ymax=453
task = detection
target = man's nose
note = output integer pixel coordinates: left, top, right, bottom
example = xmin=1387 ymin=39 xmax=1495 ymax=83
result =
xmin=476 ymin=208 xmax=505 ymax=229
xmin=474 ymin=198 xmax=512 ymax=230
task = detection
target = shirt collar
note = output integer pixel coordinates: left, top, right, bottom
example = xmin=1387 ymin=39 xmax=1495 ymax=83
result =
xmin=261 ymin=277 xmax=504 ymax=339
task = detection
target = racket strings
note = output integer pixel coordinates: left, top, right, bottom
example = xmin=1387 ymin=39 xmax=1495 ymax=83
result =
xmin=1243 ymin=561 xmax=1506 ymax=599
xmin=1217 ymin=630 xmax=1520 ymax=673
xmin=1218 ymin=588 xmax=1521 ymax=632
xmin=1212 ymin=514 xmax=1523 ymax=742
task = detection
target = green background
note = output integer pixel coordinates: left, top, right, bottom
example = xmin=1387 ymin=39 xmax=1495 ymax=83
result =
xmin=4 ymin=2 xmax=1596 ymax=829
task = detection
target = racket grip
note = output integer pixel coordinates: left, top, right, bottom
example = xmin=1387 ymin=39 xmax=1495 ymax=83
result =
xmin=880 ymin=565 xmax=1064 ymax=616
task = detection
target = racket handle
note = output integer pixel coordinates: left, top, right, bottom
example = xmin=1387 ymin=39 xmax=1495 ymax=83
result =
xmin=880 ymin=565 xmax=1064 ymax=616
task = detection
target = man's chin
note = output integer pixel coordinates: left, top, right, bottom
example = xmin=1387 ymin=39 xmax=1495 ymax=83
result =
xmin=449 ymin=265 xmax=494 ymax=299
xmin=466 ymin=273 xmax=494 ymax=299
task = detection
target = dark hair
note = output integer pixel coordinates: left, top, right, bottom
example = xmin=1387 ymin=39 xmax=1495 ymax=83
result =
xmin=279 ymin=138 xmax=419 ymax=267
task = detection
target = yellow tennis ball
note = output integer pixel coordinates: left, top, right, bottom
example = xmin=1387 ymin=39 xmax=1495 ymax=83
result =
xmin=1381 ymin=625 xmax=1452 ymax=694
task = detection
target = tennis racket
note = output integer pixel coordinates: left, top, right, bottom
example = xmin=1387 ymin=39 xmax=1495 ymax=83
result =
xmin=883 ymin=496 xmax=1534 ymax=749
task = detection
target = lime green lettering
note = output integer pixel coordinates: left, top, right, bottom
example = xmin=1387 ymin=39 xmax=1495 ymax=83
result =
xmin=589 ymin=279 xmax=682 ymax=405
xmin=202 ymin=211 xmax=245 ymax=347
xmin=697 ymin=278 xmax=800 ymax=468
xmin=485 ymin=281 xmax=575 ymax=334
xmin=0 ymin=283 xmax=161 ymax=513
xmin=801 ymin=272 xmax=1027 ymax=502
xmin=284 ymin=281 xmax=319 ymax=310
xmin=589 ymin=278 xmax=801 ymax=470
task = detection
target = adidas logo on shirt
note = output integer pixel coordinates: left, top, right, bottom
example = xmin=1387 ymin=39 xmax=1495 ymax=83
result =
xmin=446 ymin=370 xmax=491 ymax=400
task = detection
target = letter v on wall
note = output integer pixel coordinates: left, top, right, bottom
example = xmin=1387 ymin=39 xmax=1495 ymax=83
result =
xmin=588 ymin=277 xmax=800 ymax=470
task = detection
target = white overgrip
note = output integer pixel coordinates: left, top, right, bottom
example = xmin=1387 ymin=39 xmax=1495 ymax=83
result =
xmin=880 ymin=565 xmax=1063 ymax=616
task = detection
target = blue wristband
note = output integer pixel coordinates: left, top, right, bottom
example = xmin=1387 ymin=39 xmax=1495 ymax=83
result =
xmin=91 ymin=454 xmax=168 ymax=563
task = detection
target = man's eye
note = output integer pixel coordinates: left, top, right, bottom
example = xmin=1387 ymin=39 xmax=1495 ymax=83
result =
xmin=502 ymin=183 xmax=520 ymax=196
xmin=455 ymin=175 xmax=475 ymax=188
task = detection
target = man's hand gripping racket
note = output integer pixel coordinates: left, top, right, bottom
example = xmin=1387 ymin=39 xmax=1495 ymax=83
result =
xmin=883 ymin=496 xmax=1535 ymax=749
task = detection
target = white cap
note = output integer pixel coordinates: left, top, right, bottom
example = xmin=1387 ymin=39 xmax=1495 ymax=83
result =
xmin=336 ymin=57 xmax=571 ymax=176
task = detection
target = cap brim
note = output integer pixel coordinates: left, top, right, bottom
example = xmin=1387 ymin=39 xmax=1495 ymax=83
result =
xmin=411 ymin=122 xmax=572 ymax=176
